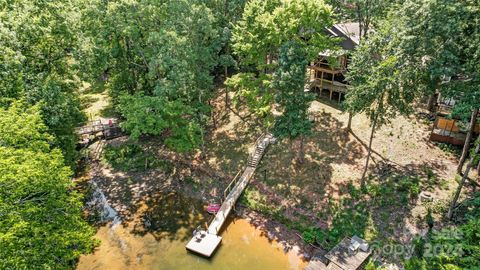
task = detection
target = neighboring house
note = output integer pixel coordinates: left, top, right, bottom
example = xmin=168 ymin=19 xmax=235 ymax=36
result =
xmin=429 ymin=93 xmax=479 ymax=146
xmin=306 ymin=22 xmax=360 ymax=102
xmin=429 ymin=113 xmax=480 ymax=146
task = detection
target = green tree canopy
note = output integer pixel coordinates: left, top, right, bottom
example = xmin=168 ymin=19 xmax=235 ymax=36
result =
xmin=82 ymin=0 xmax=221 ymax=151
xmin=0 ymin=102 xmax=96 ymax=269
xmin=0 ymin=0 xmax=86 ymax=165
xmin=117 ymin=94 xmax=201 ymax=152
xmin=389 ymin=0 xmax=480 ymax=114
xmin=273 ymin=41 xmax=314 ymax=140
xmin=229 ymin=0 xmax=334 ymax=129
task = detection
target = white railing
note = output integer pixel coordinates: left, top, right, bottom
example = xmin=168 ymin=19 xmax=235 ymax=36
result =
xmin=223 ymin=169 xmax=242 ymax=201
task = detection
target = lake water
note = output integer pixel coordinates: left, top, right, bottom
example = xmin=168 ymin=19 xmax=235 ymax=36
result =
xmin=77 ymin=191 xmax=306 ymax=270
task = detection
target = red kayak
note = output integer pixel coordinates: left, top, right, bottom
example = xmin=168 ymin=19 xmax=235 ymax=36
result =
xmin=206 ymin=204 xmax=221 ymax=214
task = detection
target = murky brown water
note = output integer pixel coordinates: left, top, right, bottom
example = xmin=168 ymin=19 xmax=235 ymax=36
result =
xmin=77 ymin=192 xmax=306 ymax=270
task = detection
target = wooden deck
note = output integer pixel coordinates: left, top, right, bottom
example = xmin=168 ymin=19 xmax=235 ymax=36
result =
xmin=186 ymin=134 xmax=273 ymax=257
xmin=305 ymin=252 xmax=328 ymax=270
xmin=76 ymin=120 xmax=122 ymax=139
xmin=305 ymin=237 xmax=371 ymax=270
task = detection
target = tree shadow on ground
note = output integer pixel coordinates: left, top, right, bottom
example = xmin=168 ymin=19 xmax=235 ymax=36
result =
xmin=204 ymin=115 xmax=264 ymax=174
xmin=99 ymin=103 xmax=118 ymax=119
xmin=291 ymin=159 xmax=451 ymax=266
xmin=82 ymin=78 xmax=108 ymax=95
xmin=79 ymin=95 xmax=100 ymax=111
xmin=255 ymin=109 xmax=364 ymax=210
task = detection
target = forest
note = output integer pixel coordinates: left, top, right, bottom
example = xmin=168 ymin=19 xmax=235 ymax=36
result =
xmin=0 ymin=0 xmax=479 ymax=269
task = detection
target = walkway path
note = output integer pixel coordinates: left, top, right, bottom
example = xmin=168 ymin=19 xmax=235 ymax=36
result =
xmin=186 ymin=133 xmax=274 ymax=257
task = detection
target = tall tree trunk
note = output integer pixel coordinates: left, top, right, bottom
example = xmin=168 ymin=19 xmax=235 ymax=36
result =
xmin=457 ymin=108 xmax=478 ymax=174
xmin=224 ymin=87 xmax=229 ymax=110
xmin=297 ymin=135 xmax=305 ymax=164
xmin=448 ymin=137 xmax=480 ymax=219
xmin=347 ymin=113 xmax=353 ymax=132
xmin=361 ymin=114 xmax=378 ymax=187
xmin=209 ymin=100 xmax=217 ymax=129
xmin=426 ymin=93 xmax=437 ymax=113
xmin=356 ymin=3 xmax=363 ymax=40
xmin=477 ymin=160 xmax=480 ymax=177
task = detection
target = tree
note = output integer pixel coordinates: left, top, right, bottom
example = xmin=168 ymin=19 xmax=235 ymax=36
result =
xmin=82 ymin=0 xmax=221 ymax=154
xmin=273 ymin=42 xmax=314 ymax=163
xmin=225 ymin=72 xmax=275 ymax=127
xmin=230 ymin=0 xmax=334 ymax=132
xmin=389 ymin=0 xmax=480 ymax=174
xmin=447 ymin=136 xmax=480 ymax=220
xmin=345 ymin=21 xmax=415 ymax=187
xmin=0 ymin=102 xmax=96 ymax=269
xmin=327 ymin=0 xmax=394 ymax=39
xmin=0 ymin=0 xmax=86 ymax=166
xmin=204 ymin=0 xmax=247 ymax=78
xmin=346 ymin=0 xmax=480 ymax=187
xmin=457 ymin=109 xmax=478 ymax=174
xmin=326 ymin=0 xmax=395 ymax=132
xmin=117 ymin=94 xmax=201 ymax=152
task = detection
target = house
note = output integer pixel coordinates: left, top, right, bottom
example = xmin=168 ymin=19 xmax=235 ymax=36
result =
xmin=306 ymin=22 xmax=361 ymax=103
xmin=429 ymin=93 xmax=480 ymax=146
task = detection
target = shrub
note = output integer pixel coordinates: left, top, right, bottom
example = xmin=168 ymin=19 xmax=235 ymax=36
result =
xmin=103 ymin=143 xmax=173 ymax=173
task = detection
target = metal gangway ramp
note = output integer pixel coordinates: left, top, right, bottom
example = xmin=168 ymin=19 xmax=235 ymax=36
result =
xmin=185 ymin=133 xmax=274 ymax=257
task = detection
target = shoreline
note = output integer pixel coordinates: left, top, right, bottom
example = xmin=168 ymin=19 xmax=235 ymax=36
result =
xmin=77 ymin=141 xmax=313 ymax=268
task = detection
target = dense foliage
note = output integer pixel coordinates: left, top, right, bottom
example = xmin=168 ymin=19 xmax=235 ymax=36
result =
xmin=273 ymin=42 xmax=314 ymax=141
xmin=1 ymin=0 xmax=479 ymax=268
xmin=117 ymin=94 xmax=201 ymax=152
xmin=0 ymin=0 xmax=86 ymax=166
xmin=229 ymin=0 xmax=334 ymax=161
xmin=390 ymin=0 xmax=480 ymax=116
xmin=0 ymin=103 xmax=96 ymax=269
xmin=405 ymin=194 xmax=480 ymax=270
xmin=81 ymin=0 xmax=225 ymax=152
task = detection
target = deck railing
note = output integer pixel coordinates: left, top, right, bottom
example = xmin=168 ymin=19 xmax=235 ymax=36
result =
xmin=223 ymin=169 xmax=242 ymax=201
xmin=246 ymin=133 xmax=267 ymax=167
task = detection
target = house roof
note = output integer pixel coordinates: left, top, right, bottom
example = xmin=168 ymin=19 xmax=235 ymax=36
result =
xmin=326 ymin=22 xmax=361 ymax=51
xmin=333 ymin=22 xmax=361 ymax=45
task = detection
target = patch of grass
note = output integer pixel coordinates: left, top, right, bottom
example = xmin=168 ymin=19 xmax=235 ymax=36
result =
xmin=239 ymin=187 xmax=272 ymax=213
xmin=434 ymin=142 xmax=462 ymax=157
xmin=303 ymin=199 xmax=370 ymax=249
xmin=301 ymin=175 xmax=424 ymax=250
xmin=99 ymin=102 xmax=118 ymax=118
xmin=184 ymin=176 xmax=202 ymax=192
xmin=423 ymin=167 xmax=449 ymax=190
xmin=103 ymin=143 xmax=173 ymax=172
xmin=80 ymin=95 xmax=100 ymax=110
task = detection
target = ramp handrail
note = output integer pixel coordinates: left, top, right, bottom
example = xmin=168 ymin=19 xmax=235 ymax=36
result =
xmin=246 ymin=133 xmax=267 ymax=167
xmin=223 ymin=169 xmax=242 ymax=201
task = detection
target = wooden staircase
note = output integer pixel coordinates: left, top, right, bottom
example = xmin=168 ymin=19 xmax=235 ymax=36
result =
xmin=247 ymin=133 xmax=273 ymax=168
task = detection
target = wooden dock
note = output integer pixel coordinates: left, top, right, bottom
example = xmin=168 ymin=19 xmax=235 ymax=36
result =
xmin=186 ymin=134 xmax=273 ymax=257
xmin=305 ymin=236 xmax=371 ymax=270
xmin=76 ymin=120 xmax=122 ymax=139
